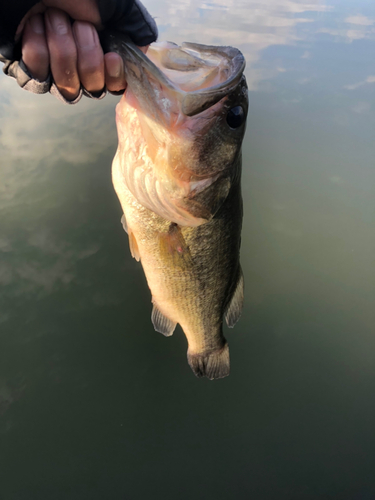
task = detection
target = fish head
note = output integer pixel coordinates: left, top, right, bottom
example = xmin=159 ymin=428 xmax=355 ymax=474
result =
xmin=112 ymin=37 xmax=248 ymax=226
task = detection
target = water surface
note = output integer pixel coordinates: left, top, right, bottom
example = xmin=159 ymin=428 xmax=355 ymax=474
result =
xmin=0 ymin=0 xmax=374 ymax=498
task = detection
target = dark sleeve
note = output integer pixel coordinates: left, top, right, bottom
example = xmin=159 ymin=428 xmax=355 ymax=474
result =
xmin=0 ymin=0 xmax=40 ymax=60
xmin=98 ymin=0 xmax=158 ymax=47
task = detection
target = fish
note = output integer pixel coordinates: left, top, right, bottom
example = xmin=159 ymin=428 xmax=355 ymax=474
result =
xmin=103 ymin=32 xmax=248 ymax=380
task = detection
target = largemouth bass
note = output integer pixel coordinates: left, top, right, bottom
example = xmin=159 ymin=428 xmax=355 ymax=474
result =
xmin=105 ymin=33 xmax=248 ymax=379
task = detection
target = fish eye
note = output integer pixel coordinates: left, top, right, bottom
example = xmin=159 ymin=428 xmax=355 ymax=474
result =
xmin=226 ymin=106 xmax=245 ymax=129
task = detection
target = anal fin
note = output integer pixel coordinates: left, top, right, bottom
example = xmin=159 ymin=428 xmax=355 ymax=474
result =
xmin=151 ymin=303 xmax=176 ymax=337
xmin=225 ymin=268 xmax=244 ymax=328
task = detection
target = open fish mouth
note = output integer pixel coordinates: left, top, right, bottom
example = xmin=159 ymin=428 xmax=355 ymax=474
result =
xmin=105 ymin=31 xmax=248 ymax=226
xmin=102 ymin=32 xmax=245 ymax=121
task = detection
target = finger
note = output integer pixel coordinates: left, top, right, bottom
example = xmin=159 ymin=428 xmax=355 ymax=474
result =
xmin=45 ymin=8 xmax=80 ymax=101
xmin=43 ymin=0 xmax=101 ymax=26
xmin=104 ymin=52 xmax=127 ymax=93
xmin=72 ymin=22 xmax=104 ymax=94
xmin=104 ymin=45 xmax=149 ymax=93
xmin=21 ymin=14 xmax=49 ymax=81
xmin=16 ymin=5 xmax=47 ymax=39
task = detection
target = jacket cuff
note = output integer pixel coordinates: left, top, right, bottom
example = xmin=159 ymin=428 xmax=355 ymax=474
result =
xmin=98 ymin=0 xmax=158 ymax=46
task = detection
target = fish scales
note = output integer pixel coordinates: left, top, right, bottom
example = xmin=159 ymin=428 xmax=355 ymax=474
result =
xmin=106 ymin=33 xmax=248 ymax=379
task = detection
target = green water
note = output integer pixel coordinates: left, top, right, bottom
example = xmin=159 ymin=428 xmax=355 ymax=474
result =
xmin=0 ymin=0 xmax=374 ymax=498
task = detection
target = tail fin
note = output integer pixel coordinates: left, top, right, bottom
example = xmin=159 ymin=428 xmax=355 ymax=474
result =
xmin=187 ymin=344 xmax=230 ymax=380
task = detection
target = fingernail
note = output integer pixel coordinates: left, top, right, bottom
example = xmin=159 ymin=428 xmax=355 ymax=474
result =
xmin=30 ymin=15 xmax=45 ymax=35
xmin=108 ymin=59 xmax=122 ymax=78
xmin=74 ymin=23 xmax=96 ymax=49
xmin=47 ymin=9 xmax=69 ymax=35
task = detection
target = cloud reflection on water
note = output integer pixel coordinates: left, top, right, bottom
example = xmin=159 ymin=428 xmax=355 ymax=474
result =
xmin=319 ymin=13 xmax=375 ymax=41
xmin=0 ymin=0 xmax=336 ymax=195
xmin=0 ymin=0 xmax=374 ymax=306
xmin=148 ymin=0 xmax=333 ymax=88
xmin=344 ymin=75 xmax=375 ymax=90
xmin=0 ymin=74 xmax=117 ymax=209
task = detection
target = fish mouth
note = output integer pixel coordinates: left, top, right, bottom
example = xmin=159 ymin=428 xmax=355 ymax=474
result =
xmin=101 ymin=31 xmax=245 ymax=120
xmin=106 ymin=31 xmax=246 ymax=226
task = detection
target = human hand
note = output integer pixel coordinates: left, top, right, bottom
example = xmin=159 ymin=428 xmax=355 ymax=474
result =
xmin=1 ymin=0 xmax=157 ymax=103
xmin=22 ymin=8 xmax=128 ymax=100
xmin=20 ymin=0 xmax=145 ymax=100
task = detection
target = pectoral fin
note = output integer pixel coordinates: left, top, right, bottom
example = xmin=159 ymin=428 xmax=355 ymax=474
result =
xmin=225 ymin=268 xmax=244 ymax=328
xmin=159 ymin=223 xmax=192 ymax=267
xmin=121 ymin=214 xmax=140 ymax=262
xmin=151 ymin=302 xmax=177 ymax=337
